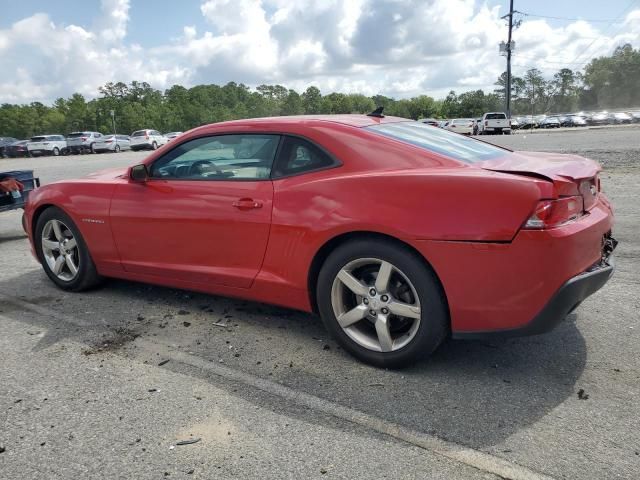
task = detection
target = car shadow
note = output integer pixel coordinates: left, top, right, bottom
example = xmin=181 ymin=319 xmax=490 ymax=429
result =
xmin=0 ymin=268 xmax=586 ymax=449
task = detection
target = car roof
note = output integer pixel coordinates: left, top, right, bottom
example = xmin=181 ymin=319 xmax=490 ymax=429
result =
xmin=196 ymin=114 xmax=410 ymax=130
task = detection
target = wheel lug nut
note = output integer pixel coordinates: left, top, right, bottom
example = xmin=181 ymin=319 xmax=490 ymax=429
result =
xmin=381 ymin=295 xmax=388 ymax=302
xmin=369 ymin=288 xmax=376 ymax=296
xmin=369 ymin=310 xmax=376 ymax=316
xmin=381 ymin=308 xmax=389 ymax=315
xmin=363 ymin=298 xmax=369 ymax=305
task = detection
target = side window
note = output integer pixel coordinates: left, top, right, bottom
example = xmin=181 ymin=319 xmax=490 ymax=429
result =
xmin=273 ymin=136 xmax=336 ymax=177
xmin=95 ymin=133 xmax=102 ymax=138
xmin=152 ymin=130 xmax=161 ymax=136
xmin=150 ymin=134 xmax=280 ymax=181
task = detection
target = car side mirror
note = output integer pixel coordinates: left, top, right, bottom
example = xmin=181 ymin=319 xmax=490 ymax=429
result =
xmin=130 ymin=164 xmax=149 ymax=182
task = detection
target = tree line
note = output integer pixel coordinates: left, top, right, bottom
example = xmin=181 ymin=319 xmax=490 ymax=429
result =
xmin=1 ymin=44 xmax=637 ymax=140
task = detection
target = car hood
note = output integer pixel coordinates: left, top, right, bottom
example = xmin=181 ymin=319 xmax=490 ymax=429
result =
xmin=478 ymin=151 xmax=600 ymax=183
xmin=84 ymin=167 xmax=129 ymax=180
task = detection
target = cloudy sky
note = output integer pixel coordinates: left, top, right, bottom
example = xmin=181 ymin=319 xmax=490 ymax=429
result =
xmin=1 ymin=0 xmax=639 ymax=104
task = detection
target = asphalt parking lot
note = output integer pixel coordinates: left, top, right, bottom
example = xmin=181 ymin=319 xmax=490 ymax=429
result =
xmin=1 ymin=127 xmax=639 ymax=479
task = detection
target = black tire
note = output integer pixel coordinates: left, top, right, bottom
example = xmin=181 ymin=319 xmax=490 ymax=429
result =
xmin=90 ymin=143 xmax=96 ymax=154
xmin=151 ymin=141 xmax=158 ymax=150
xmin=52 ymin=147 xmax=60 ymax=156
xmin=115 ymin=144 xmax=121 ymax=153
xmin=34 ymin=207 xmax=102 ymax=292
xmin=316 ymin=239 xmax=449 ymax=368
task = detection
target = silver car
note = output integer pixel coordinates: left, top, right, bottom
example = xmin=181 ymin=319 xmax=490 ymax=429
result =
xmin=66 ymin=131 xmax=104 ymax=154
xmin=94 ymin=134 xmax=131 ymax=153
xmin=164 ymin=131 xmax=183 ymax=142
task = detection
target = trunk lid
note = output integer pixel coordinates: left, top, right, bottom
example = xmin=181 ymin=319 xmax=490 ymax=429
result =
xmin=478 ymin=150 xmax=601 ymax=209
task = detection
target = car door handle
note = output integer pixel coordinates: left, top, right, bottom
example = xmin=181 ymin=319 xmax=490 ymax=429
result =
xmin=232 ymin=198 xmax=263 ymax=210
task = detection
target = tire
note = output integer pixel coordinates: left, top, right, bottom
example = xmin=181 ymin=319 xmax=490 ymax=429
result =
xmin=52 ymin=147 xmax=60 ymax=156
xmin=90 ymin=143 xmax=96 ymax=154
xmin=34 ymin=207 xmax=102 ymax=292
xmin=151 ymin=141 xmax=158 ymax=150
xmin=115 ymin=144 xmax=121 ymax=153
xmin=316 ymin=239 xmax=449 ymax=368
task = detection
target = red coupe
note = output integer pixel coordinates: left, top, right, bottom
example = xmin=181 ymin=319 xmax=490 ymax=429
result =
xmin=24 ymin=114 xmax=616 ymax=367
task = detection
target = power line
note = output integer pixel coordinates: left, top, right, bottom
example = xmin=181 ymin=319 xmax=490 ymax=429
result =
xmin=519 ymin=12 xmax=620 ymax=23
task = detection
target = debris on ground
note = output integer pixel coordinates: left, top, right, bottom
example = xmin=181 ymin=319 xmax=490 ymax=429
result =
xmin=183 ymin=321 xmax=191 ymax=327
xmin=0 ymin=446 xmax=5 ymax=453
xmin=178 ymin=310 xmax=190 ymax=315
xmin=320 ymin=468 xmax=328 ymax=474
xmin=323 ymin=344 xmax=331 ymax=350
xmin=212 ymin=322 xmax=228 ymax=327
xmin=158 ymin=359 xmax=170 ymax=366
xmin=577 ymin=389 xmax=589 ymax=400
xmin=176 ymin=438 xmax=201 ymax=446
xmin=136 ymin=314 xmax=145 ymax=321
xmin=367 ymin=383 xmax=384 ymax=387
xmin=148 ymin=388 xmax=160 ymax=393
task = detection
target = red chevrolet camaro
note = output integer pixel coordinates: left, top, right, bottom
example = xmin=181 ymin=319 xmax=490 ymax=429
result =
xmin=24 ymin=113 xmax=616 ymax=367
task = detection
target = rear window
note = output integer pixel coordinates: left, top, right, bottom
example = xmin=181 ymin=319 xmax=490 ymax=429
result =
xmin=366 ymin=122 xmax=508 ymax=164
xmin=31 ymin=136 xmax=46 ymax=141
xmin=485 ymin=113 xmax=506 ymax=119
xmin=67 ymin=132 xmax=88 ymax=138
xmin=132 ymin=130 xmax=147 ymax=137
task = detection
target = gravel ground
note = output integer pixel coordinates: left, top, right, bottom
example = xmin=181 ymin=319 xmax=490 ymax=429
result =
xmin=1 ymin=127 xmax=639 ymax=479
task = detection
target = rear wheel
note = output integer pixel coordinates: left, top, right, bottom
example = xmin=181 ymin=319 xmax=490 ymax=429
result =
xmin=317 ymin=239 xmax=448 ymax=368
xmin=151 ymin=141 xmax=158 ymax=150
xmin=35 ymin=207 xmax=102 ymax=291
xmin=52 ymin=147 xmax=60 ymax=156
xmin=90 ymin=143 xmax=96 ymax=154
xmin=115 ymin=144 xmax=121 ymax=153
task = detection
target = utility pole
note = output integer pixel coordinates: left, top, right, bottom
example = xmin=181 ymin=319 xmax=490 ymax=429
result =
xmin=506 ymin=0 xmax=514 ymax=119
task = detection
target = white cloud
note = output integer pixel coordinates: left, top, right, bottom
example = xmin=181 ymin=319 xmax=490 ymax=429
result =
xmin=0 ymin=0 xmax=639 ymax=103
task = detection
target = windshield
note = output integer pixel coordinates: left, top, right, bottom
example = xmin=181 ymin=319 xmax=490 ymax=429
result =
xmin=367 ymin=122 xmax=508 ymax=163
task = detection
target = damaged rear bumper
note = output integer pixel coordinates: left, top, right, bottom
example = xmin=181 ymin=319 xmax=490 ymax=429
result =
xmin=453 ymin=235 xmax=617 ymax=340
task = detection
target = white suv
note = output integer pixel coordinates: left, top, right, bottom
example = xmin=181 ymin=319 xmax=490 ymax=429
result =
xmin=27 ymin=135 xmax=67 ymax=157
xmin=66 ymin=131 xmax=104 ymax=154
xmin=130 ymin=129 xmax=168 ymax=151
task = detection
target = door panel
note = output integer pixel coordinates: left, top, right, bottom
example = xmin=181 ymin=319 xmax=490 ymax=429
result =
xmin=109 ymin=179 xmax=274 ymax=288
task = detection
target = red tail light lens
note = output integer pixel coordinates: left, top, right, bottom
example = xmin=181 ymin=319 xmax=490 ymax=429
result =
xmin=524 ymin=196 xmax=584 ymax=229
xmin=484 ymin=120 xmax=488 ymax=126
xmin=81 ymin=137 xmax=87 ymax=141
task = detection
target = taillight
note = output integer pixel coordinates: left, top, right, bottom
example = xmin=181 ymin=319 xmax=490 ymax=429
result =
xmin=105 ymin=140 xmax=113 ymax=143
xmin=145 ymin=134 xmax=149 ymax=140
xmin=81 ymin=136 xmax=87 ymax=141
xmin=524 ymin=196 xmax=584 ymax=229
xmin=485 ymin=120 xmax=488 ymax=126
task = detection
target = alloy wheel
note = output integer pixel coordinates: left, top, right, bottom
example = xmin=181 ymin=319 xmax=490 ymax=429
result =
xmin=330 ymin=258 xmax=421 ymax=352
xmin=41 ymin=219 xmax=80 ymax=281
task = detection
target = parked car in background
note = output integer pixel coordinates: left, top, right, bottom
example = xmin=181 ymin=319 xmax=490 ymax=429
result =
xmin=565 ymin=115 xmax=588 ymax=127
xmin=510 ymin=117 xmax=521 ymax=130
xmin=445 ymin=118 xmax=474 ymax=135
xmin=540 ymin=116 xmax=561 ymax=128
xmin=629 ymin=111 xmax=640 ymax=123
xmin=27 ymin=135 xmax=67 ymax=157
xmin=164 ymin=132 xmax=184 ymax=141
xmin=0 ymin=137 xmax=18 ymax=158
xmin=66 ymin=132 xmax=105 ymax=154
xmin=609 ymin=112 xmax=633 ymax=124
xmin=438 ymin=120 xmax=449 ymax=128
xmin=130 ymin=129 xmax=167 ymax=151
xmin=417 ymin=118 xmax=440 ymax=127
xmin=5 ymin=140 xmax=30 ymax=158
xmin=94 ymin=134 xmax=131 ymax=153
xmin=518 ymin=116 xmax=536 ymax=129
xmin=588 ymin=112 xmax=610 ymax=126
xmin=479 ymin=112 xmax=511 ymax=135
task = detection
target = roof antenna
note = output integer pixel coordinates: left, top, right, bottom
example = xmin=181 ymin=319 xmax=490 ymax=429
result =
xmin=367 ymin=106 xmax=384 ymax=118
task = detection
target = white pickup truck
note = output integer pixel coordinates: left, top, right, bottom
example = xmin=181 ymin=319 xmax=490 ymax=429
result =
xmin=479 ymin=112 xmax=511 ymax=135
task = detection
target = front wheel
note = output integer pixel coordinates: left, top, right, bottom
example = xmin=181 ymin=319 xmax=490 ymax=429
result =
xmin=151 ymin=141 xmax=158 ymax=150
xmin=52 ymin=147 xmax=60 ymax=156
xmin=115 ymin=144 xmax=121 ymax=153
xmin=317 ymin=239 xmax=448 ymax=368
xmin=35 ymin=207 xmax=102 ymax=291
